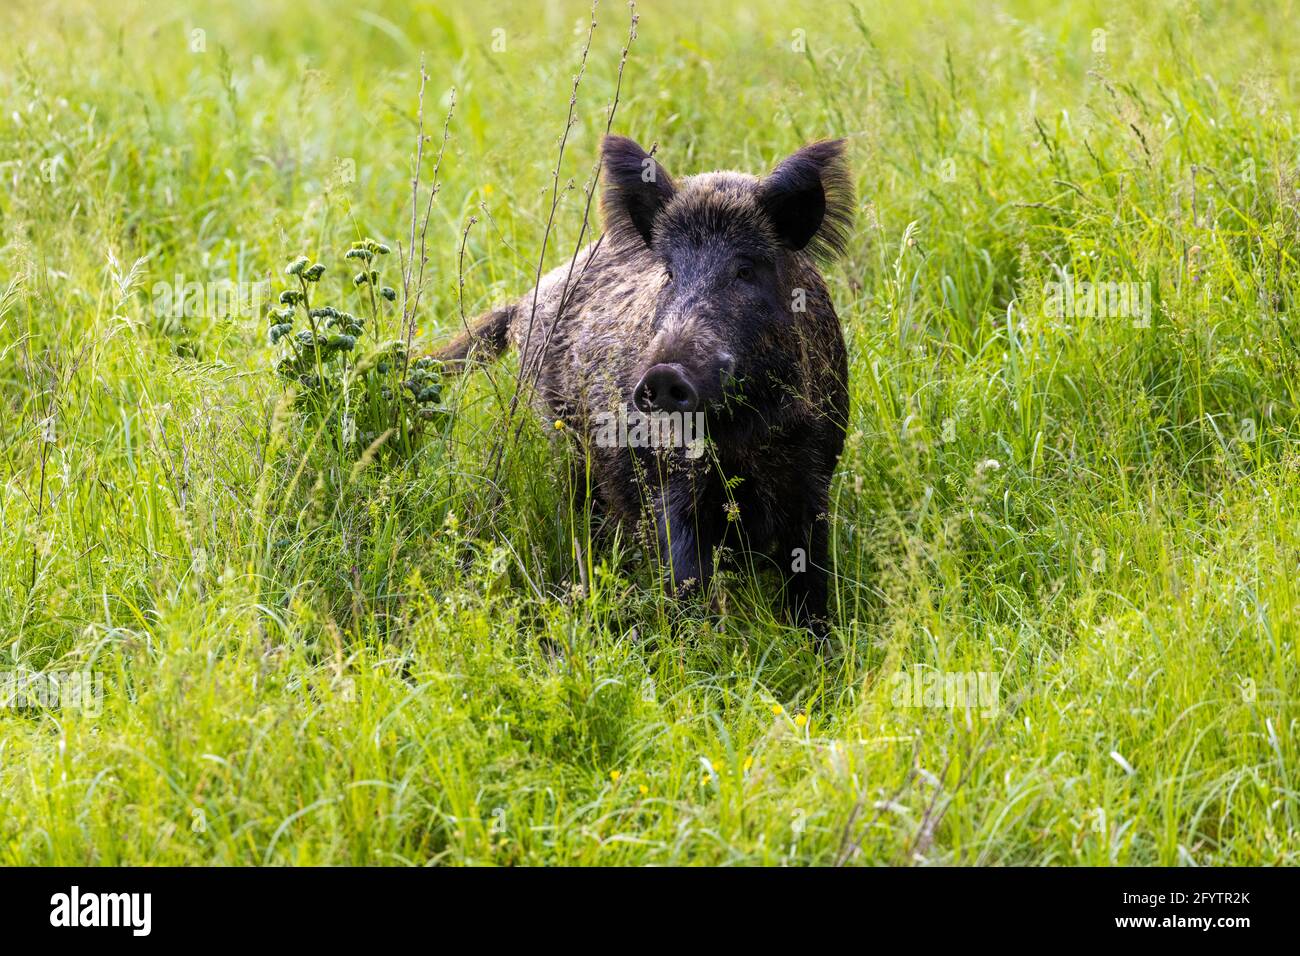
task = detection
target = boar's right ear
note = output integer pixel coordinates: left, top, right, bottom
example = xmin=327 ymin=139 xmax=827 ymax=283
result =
xmin=601 ymin=135 xmax=676 ymax=249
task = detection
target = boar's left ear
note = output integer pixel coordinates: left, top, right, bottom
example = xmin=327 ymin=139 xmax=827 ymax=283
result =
xmin=601 ymin=135 xmax=677 ymax=249
xmin=758 ymin=139 xmax=854 ymax=260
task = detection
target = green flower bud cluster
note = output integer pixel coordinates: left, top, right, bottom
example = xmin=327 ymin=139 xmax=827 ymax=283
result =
xmin=375 ymin=339 xmax=408 ymax=375
xmin=345 ymin=239 xmax=392 ymax=258
xmin=404 ymin=355 xmax=444 ymax=417
xmin=271 ymin=255 xmax=339 ymax=346
xmin=286 ymin=256 xmax=328 ymax=281
xmin=271 ymin=250 xmax=378 ymax=363
xmin=310 ymin=306 xmax=365 ymax=336
xmin=267 ymin=242 xmax=445 ymax=456
xmin=267 ymin=299 xmax=297 ymax=342
xmin=346 ymin=239 xmax=393 ymax=289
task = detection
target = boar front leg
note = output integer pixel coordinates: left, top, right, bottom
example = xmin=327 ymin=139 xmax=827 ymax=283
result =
xmin=653 ymin=477 xmax=718 ymax=601
xmin=781 ymin=498 xmax=832 ymax=639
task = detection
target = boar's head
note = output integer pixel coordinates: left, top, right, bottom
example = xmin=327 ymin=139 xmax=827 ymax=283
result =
xmin=600 ymin=134 xmax=852 ymax=442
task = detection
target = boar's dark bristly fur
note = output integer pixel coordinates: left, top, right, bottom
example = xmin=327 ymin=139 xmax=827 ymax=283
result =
xmin=438 ymin=135 xmax=853 ymax=637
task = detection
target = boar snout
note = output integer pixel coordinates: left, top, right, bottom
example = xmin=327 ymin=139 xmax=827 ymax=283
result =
xmin=633 ymin=363 xmax=699 ymax=414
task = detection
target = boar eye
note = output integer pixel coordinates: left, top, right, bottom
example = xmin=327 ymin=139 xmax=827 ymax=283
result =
xmin=735 ymin=264 xmax=755 ymax=283
xmin=664 ymin=267 xmax=675 ymax=283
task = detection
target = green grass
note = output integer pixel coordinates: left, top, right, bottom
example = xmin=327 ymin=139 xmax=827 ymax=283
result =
xmin=1 ymin=0 xmax=1297 ymax=865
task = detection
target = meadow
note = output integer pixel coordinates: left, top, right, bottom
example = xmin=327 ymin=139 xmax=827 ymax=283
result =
xmin=1 ymin=0 xmax=1297 ymax=865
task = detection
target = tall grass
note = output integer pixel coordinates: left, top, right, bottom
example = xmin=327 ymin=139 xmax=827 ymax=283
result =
xmin=0 ymin=0 xmax=1296 ymax=864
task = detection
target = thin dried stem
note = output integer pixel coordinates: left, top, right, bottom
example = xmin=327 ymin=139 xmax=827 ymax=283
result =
xmin=487 ymin=0 xmax=640 ymax=487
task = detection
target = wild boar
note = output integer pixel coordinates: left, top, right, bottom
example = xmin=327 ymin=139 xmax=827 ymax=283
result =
xmin=438 ymin=135 xmax=852 ymax=636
